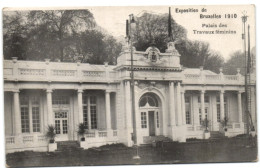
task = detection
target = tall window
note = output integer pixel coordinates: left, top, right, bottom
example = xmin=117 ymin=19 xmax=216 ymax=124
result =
xmin=20 ymin=96 xmax=30 ymax=133
xmin=31 ymin=97 xmax=40 ymax=132
xmin=185 ymin=96 xmax=191 ymax=124
xmin=52 ymin=96 xmax=69 ymax=105
xmin=82 ymin=95 xmax=97 ymax=129
xmin=90 ymin=96 xmax=97 ymax=129
xmin=216 ymin=95 xmax=228 ymax=122
xmin=199 ymin=108 xmax=202 ymax=125
xmin=224 ymin=96 xmax=228 ymax=118
xmin=20 ymin=95 xmax=41 ymax=133
xmin=186 ymin=110 xmax=191 ymax=124
xmin=198 ymin=95 xmax=209 ymax=103
xmin=205 ymin=108 xmax=208 ymax=119
xmin=139 ymin=93 xmax=158 ymax=107
xmin=83 ymin=95 xmax=88 ymax=129
xmin=141 ymin=112 xmax=147 ymax=128
xmin=217 ymin=104 xmax=221 ymax=122
xmin=185 ymin=96 xmax=190 ymax=103
xmin=205 ymin=96 xmax=209 ymax=103
xmin=156 ymin=112 xmax=159 ymax=128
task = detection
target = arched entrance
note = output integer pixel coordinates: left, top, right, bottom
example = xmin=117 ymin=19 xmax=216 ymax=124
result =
xmin=139 ymin=93 xmax=161 ymax=136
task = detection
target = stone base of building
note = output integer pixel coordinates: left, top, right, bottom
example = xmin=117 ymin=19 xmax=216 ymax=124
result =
xmin=48 ymin=143 xmax=57 ymax=152
xmin=6 ymin=146 xmax=48 ymax=154
xmin=170 ymin=125 xmax=187 ymax=142
xmin=80 ymin=140 xmax=119 ymax=149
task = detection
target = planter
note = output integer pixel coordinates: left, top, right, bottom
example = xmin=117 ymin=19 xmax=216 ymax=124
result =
xmin=224 ymin=131 xmax=229 ymax=137
xmin=81 ymin=137 xmax=85 ymax=141
xmin=48 ymin=143 xmax=57 ymax=152
xmin=250 ymin=131 xmax=256 ymax=137
xmin=152 ymin=141 xmax=156 ymax=147
xmin=204 ymin=132 xmax=210 ymax=139
xmin=80 ymin=141 xmax=88 ymax=149
xmin=49 ymin=139 xmax=55 ymax=143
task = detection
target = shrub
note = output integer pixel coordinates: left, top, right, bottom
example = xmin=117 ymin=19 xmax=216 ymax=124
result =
xmin=45 ymin=125 xmax=56 ymax=143
xmin=77 ymin=123 xmax=86 ymax=141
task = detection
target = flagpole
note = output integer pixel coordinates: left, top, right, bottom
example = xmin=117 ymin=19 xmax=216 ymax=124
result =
xmin=168 ymin=7 xmax=173 ymax=41
xmin=128 ymin=14 xmax=140 ymax=160
xmin=242 ymin=14 xmax=250 ymax=137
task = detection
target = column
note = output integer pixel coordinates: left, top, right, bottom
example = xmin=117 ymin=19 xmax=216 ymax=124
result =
xmin=176 ymin=82 xmax=182 ymax=125
xmin=13 ymin=90 xmax=21 ymax=135
xmin=193 ymin=95 xmax=200 ymax=126
xmin=181 ymin=90 xmax=186 ymax=125
xmin=105 ymin=91 xmax=111 ymax=130
xmin=78 ymin=89 xmax=83 ymax=124
xmin=220 ymin=90 xmax=225 ymax=120
xmin=237 ymin=91 xmax=243 ymax=123
xmin=169 ymin=81 xmax=175 ymax=126
xmin=87 ymin=96 xmax=91 ymax=129
xmin=125 ymin=81 xmax=132 ymax=128
xmin=212 ymin=95 xmax=218 ymax=131
xmin=46 ymin=89 xmax=54 ymax=125
xmin=200 ymin=90 xmax=205 ymax=120
xmin=125 ymin=81 xmax=132 ymax=146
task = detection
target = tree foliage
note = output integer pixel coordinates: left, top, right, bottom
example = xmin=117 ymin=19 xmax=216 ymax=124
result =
xmin=3 ymin=10 xmax=122 ymax=64
xmin=132 ymin=12 xmax=224 ymax=73
xmin=223 ymin=51 xmax=245 ymax=75
xmin=176 ymin=40 xmax=224 ymax=73
xmin=223 ymin=47 xmax=255 ymax=76
xmin=133 ymin=12 xmax=187 ymax=52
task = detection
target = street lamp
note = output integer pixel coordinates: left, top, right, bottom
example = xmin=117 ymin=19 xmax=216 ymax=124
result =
xmin=128 ymin=14 xmax=140 ymax=160
xmin=241 ymin=13 xmax=250 ymax=137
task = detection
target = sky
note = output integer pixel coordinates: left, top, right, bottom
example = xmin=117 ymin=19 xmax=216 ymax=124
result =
xmin=0 ymin=1 xmax=259 ymax=168
xmin=89 ymin=5 xmax=255 ymax=61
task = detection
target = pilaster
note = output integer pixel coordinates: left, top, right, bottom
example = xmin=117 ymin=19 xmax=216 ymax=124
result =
xmin=78 ymin=89 xmax=83 ymax=124
xmin=105 ymin=91 xmax=112 ymax=130
xmin=13 ymin=90 xmax=21 ymax=135
xmin=46 ymin=89 xmax=54 ymax=126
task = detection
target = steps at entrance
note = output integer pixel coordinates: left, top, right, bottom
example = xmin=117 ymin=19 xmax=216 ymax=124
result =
xmin=57 ymin=141 xmax=83 ymax=152
xmin=143 ymin=135 xmax=172 ymax=144
xmin=210 ymin=131 xmax=225 ymax=139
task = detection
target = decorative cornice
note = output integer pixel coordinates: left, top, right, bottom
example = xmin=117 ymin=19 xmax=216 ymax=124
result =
xmin=115 ymin=65 xmax=182 ymax=72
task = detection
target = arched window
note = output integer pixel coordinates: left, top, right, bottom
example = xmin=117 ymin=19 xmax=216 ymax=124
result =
xmin=139 ymin=93 xmax=159 ymax=107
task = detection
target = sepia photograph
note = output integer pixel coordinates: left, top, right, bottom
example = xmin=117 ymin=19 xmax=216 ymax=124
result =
xmin=2 ymin=4 xmax=257 ymax=167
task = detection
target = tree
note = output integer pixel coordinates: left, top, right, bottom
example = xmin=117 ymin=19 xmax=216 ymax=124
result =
xmin=132 ymin=12 xmax=187 ymax=52
xmin=3 ymin=10 xmax=122 ymax=64
xmin=131 ymin=12 xmax=224 ymax=73
xmin=67 ymin=30 xmax=122 ymax=64
xmin=3 ymin=11 xmax=28 ymax=60
xmin=104 ymin=35 xmax=123 ymax=65
xmin=176 ymin=40 xmax=224 ymax=73
xmin=27 ymin=10 xmax=96 ymax=61
xmin=223 ymin=47 xmax=255 ymax=75
xmin=223 ymin=51 xmax=245 ymax=75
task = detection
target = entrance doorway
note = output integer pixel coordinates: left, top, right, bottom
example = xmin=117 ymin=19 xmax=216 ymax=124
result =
xmin=54 ymin=111 xmax=69 ymax=141
xmin=148 ymin=111 xmax=155 ymax=136
xmin=139 ymin=92 xmax=161 ymax=137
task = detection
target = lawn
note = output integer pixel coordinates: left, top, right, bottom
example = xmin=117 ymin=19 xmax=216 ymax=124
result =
xmin=6 ymin=136 xmax=258 ymax=167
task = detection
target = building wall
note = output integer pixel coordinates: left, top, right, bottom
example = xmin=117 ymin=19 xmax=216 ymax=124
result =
xmin=110 ymin=92 xmax=117 ymax=130
xmin=227 ymin=92 xmax=239 ymax=122
xmin=4 ymin=92 xmax=13 ymax=136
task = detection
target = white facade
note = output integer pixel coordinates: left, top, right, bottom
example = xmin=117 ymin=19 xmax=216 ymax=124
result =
xmin=4 ymin=42 xmax=256 ymax=153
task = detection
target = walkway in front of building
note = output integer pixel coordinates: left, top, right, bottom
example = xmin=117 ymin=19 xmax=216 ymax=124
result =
xmin=6 ymin=136 xmax=257 ymax=167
